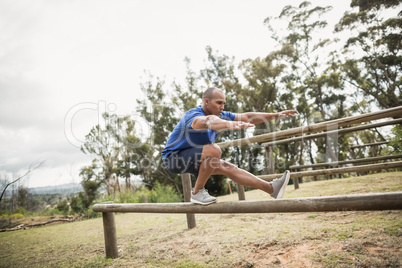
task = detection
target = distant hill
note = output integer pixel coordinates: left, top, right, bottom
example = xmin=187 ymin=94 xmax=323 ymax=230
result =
xmin=29 ymin=183 xmax=83 ymax=195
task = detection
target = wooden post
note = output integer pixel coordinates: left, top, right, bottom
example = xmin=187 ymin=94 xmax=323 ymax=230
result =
xmin=293 ymin=174 xmax=299 ymax=189
xmin=265 ymin=146 xmax=275 ymax=174
xmin=102 ymin=211 xmax=118 ymax=259
xmin=237 ymin=184 xmax=246 ymax=200
xmin=181 ymin=173 xmax=196 ymax=229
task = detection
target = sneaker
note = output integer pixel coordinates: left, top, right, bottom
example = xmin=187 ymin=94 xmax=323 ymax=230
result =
xmin=190 ymin=188 xmax=217 ymax=205
xmin=270 ymin=170 xmax=291 ymax=199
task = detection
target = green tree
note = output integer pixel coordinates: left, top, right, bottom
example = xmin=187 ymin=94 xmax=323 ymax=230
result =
xmin=388 ymin=125 xmax=402 ymax=154
xmin=335 ymin=0 xmax=402 ymax=109
xmin=136 ymin=73 xmax=178 ymax=147
xmin=17 ymin=186 xmax=28 ymax=209
xmin=70 ymin=195 xmax=85 ymax=214
xmin=81 ymin=180 xmax=100 ymax=207
xmin=265 ymin=2 xmax=344 ymax=120
xmin=264 ymin=2 xmax=348 ymax=167
xmin=136 ymin=74 xmax=184 ymax=192
xmin=107 ymin=114 xmax=148 ymax=191
xmin=81 ymin=117 xmax=119 ymax=196
xmin=56 ymin=199 xmax=69 ymax=215
xmin=240 ymin=48 xmax=296 ymax=173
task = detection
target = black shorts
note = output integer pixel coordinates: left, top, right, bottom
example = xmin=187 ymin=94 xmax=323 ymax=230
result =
xmin=163 ymin=147 xmax=203 ymax=176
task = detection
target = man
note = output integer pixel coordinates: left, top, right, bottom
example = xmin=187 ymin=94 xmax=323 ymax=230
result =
xmin=162 ymin=87 xmax=298 ymax=205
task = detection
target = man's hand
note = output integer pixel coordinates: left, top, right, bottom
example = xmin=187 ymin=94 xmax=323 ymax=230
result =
xmin=228 ymin=121 xmax=255 ymax=130
xmin=277 ymin=110 xmax=298 ymax=119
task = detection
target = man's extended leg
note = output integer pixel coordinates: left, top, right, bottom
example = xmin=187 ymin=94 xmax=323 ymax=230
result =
xmin=213 ymin=160 xmax=290 ymax=199
xmin=213 ymin=161 xmax=273 ymax=194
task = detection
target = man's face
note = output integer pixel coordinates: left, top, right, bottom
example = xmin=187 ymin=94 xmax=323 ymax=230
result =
xmin=205 ymin=90 xmax=226 ymax=116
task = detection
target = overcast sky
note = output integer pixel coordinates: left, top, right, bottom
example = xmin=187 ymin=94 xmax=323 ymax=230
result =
xmin=0 ymin=0 xmax=352 ymax=187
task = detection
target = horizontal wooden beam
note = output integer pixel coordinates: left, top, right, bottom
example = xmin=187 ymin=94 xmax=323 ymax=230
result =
xmin=350 ymin=141 xmax=389 ymax=149
xmin=216 ymin=106 xmax=402 ymax=149
xmin=261 ymin=118 xmax=402 ymax=147
xmin=259 ymin=161 xmax=402 ymax=180
xmin=289 ymin=154 xmax=402 ymax=170
xmin=92 ymin=192 xmax=402 ymax=213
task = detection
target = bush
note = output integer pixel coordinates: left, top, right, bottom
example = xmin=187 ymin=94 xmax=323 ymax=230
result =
xmin=101 ymin=195 xmax=114 ymax=202
xmin=117 ymin=188 xmax=143 ymax=203
xmin=134 ymin=187 xmax=155 ymax=203
xmin=111 ymin=182 xmax=182 ymax=204
xmin=153 ymin=182 xmax=182 ymax=203
xmin=0 ymin=213 xmax=23 ymax=229
xmin=10 ymin=213 xmax=24 ymax=220
xmin=15 ymin=207 xmax=27 ymax=215
xmin=56 ymin=199 xmax=70 ymax=215
xmin=0 ymin=210 xmax=12 ymax=217
xmin=88 ymin=207 xmax=101 ymax=219
xmin=70 ymin=196 xmax=86 ymax=214
xmin=42 ymin=207 xmax=62 ymax=216
xmin=0 ymin=217 xmax=13 ymax=229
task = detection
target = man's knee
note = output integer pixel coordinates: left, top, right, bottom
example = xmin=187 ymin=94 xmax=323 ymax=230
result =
xmin=202 ymin=144 xmax=222 ymax=159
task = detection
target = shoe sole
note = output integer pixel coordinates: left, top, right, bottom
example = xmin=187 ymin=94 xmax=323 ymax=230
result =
xmin=190 ymin=198 xmax=217 ymax=205
xmin=276 ymin=171 xmax=290 ymax=199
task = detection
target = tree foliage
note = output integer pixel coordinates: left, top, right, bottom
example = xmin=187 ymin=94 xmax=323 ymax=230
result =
xmin=335 ymin=0 xmax=402 ymax=109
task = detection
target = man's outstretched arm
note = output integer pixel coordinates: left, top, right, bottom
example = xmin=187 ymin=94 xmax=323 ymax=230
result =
xmin=191 ymin=115 xmax=254 ymax=131
xmin=234 ymin=110 xmax=298 ymax=124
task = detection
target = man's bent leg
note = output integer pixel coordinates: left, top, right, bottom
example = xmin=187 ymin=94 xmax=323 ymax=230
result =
xmin=192 ymin=144 xmax=222 ymax=195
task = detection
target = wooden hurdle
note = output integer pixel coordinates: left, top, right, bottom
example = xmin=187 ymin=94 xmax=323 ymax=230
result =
xmin=93 ymin=192 xmax=402 ymax=259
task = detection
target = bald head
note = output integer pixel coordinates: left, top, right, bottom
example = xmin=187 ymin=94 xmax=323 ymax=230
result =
xmin=202 ymin=87 xmax=224 ymax=100
xmin=201 ymin=87 xmax=226 ymax=116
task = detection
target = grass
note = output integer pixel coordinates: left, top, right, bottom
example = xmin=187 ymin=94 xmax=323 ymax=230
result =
xmin=0 ymin=171 xmax=401 ymax=267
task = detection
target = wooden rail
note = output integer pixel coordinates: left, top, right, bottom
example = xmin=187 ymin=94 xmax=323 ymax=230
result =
xmin=261 ymin=118 xmax=402 ymax=147
xmin=93 ymin=192 xmax=402 ymax=214
xmin=94 ymin=192 xmax=402 ymax=258
xmin=259 ymin=161 xmax=402 ymax=181
xmin=216 ymin=106 xmax=402 ymax=149
xmin=350 ymin=141 xmax=389 ymax=149
xmin=289 ymin=154 xmax=402 ymax=170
